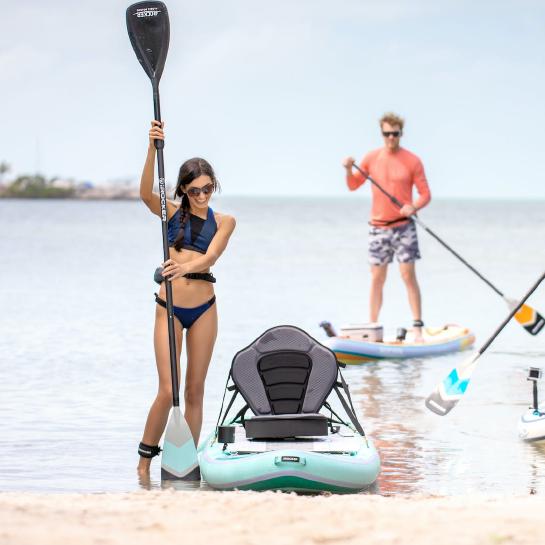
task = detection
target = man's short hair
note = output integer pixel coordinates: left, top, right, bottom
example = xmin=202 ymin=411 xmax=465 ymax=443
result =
xmin=379 ymin=112 xmax=404 ymax=130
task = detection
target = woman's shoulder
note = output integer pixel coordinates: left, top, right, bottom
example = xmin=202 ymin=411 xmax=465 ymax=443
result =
xmin=166 ymin=200 xmax=179 ymax=220
xmin=213 ymin=210 xmax=236 ymax=230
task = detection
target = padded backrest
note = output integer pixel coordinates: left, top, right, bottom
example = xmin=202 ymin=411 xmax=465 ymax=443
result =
xmin=231 ymin=325 xmax=338 ymax=415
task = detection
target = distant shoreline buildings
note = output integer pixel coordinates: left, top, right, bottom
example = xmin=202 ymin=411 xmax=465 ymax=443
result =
xmin=0 ymin=174 xmax=174 ymax=200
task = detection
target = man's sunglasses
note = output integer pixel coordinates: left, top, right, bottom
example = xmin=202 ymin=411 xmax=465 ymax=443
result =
xmin=382 ymin=131 xmax=401 ymax=138
xmin=187 ymin=183 xmax=214 ymax=197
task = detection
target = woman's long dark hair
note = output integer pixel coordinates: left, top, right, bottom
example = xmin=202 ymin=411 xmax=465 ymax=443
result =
xmin=172 ymin=157 xmax=220 ymax=251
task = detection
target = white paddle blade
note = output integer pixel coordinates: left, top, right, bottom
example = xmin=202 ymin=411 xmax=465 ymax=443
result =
xmin=425 ymin=353 xmax=479 ymax=416
xmin=161 ymin=407 xmax=200 ymax=480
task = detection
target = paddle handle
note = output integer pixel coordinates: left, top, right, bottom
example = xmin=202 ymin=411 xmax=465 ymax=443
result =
xmin=152 ymin=80 xmax=165 ymax=150
xmin=153 ymin=80 xmax=180 ymax=408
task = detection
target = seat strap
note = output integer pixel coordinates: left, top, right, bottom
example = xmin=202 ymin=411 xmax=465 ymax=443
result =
xmin=219 ymin=389 xmax=239 ymax=426
xmin=215 ymin=372 xmax=233 ymax=430
xmin=334 ymin=385 xmax=365 ymax=436
xmin=233 ymin=403 xmax=249 ymax=425
xmin=323 ymin=401 xmax=349 ymax=428
xmin=334 ymin=371 xmax=366 ymax=437
xmin=339 ymin=370 xmax=358 ymax=419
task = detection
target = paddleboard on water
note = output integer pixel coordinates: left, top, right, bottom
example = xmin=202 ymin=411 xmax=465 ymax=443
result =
xmin=518 ymin=367 xmax=545 ymax=442
xmin=200 ymin=423 xmax=380 ymax=493
xmin=518 ymin=410 xmax=545 ymax=442
xmin=200 ymin=325 xmax=380 ymax=493
xmin=325 ymin=324 xmax=475 ymax=364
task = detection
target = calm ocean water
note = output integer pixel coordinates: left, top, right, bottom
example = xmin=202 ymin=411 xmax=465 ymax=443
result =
xmin=1 ymin=197 xmax=544 ymax=494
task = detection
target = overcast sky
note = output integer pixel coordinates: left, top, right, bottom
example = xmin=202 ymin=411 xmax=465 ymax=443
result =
xmin=2 ymin=0 xmax=545 ymax=197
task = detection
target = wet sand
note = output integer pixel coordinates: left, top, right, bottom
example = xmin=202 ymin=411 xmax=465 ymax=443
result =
xmin=1 ymin=491 xmax=544 ymax=545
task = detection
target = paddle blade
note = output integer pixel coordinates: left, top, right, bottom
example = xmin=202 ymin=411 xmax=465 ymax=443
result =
xmin=425 ymin=353 xmax=479 ymax=416
xmin=161 ymin=407 xmax=200 ymax=480
xmin=514 ymin=303 xmax=545 ymax=336
xmin=126 ymin=2 xmax=170 ymax=82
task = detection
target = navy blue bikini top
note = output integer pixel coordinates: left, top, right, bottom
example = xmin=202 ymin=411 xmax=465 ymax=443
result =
xmin=167 ymin=207 xmax=217 ymax=253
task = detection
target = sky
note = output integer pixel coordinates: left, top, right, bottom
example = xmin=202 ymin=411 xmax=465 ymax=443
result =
xmin=1 ymin=0 xmax=545 ymax=198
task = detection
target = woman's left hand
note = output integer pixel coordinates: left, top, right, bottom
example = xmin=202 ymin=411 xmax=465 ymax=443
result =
xmin=161 ymin=259 xmax=189 ymax=280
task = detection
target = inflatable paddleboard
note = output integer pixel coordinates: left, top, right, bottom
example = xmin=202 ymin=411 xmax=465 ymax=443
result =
xmin=200 ymin=325 xmax=380 ymax=493
xmin=518 ymin=410 xmax=545 ymax=442
xmin=200 ymin=423 xmax=380 ymax=493
xmin=325 ymin=324 xmax=475 ymax=364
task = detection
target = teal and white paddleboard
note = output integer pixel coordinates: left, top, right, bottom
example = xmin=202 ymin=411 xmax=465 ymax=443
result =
xmin=200 ymin=423 xmax=380 ymax=493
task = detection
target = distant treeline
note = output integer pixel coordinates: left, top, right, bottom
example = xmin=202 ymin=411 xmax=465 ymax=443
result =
xmin=0 ymin=175 xmax=75 ymax=199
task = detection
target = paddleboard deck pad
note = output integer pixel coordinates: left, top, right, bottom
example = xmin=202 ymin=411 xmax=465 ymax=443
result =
xmin=327 ymin=324 xmax=475 ymax=364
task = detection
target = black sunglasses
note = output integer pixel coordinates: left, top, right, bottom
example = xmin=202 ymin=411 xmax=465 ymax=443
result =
xmin=186 ymin=183 xmax=214 ymax=197
xmin=382 ymin=131 xmax=401 ymax=138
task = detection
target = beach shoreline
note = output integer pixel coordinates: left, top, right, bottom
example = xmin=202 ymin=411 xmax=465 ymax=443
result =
xmin=1 ymin=491 xmax=544 ymax=545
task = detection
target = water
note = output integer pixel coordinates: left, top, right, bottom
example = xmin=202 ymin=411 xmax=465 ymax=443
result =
xmin=1 ymin=197 xmax=544 ymax=494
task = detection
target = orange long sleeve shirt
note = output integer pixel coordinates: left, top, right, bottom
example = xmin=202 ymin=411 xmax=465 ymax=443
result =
xmin=347 ymin=147 xmax=431 ymax=227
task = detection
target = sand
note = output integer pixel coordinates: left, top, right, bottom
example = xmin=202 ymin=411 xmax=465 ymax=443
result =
xmin=1 ymin=491 xmax=544 ymax=545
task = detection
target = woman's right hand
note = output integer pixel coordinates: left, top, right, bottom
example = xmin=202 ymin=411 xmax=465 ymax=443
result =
xmin=148 ymin=120 xmax=165 ymax=147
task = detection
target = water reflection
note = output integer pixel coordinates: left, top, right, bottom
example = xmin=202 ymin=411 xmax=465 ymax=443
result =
xmin=347 ymin=355 xmax=545 ymax=496
xmin=348 ymin=360 xmax=426 ymax=495
xmin=137 ymin=472 xmax=209 ymax=492
xmin=527 ymin=441 xmax=545 ymax=495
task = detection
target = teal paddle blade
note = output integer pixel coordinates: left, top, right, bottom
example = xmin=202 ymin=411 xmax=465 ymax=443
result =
xmin=161 ymin=407 xmax=200 ymax=480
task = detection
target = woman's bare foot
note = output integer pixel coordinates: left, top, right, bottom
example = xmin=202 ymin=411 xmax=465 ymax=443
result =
xmin=137 ymin=457 xmax=151 ymax=476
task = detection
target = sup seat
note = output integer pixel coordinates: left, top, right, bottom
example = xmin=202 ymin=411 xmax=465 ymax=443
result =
xmin=230 ymin=325 xmax=340 ymax=439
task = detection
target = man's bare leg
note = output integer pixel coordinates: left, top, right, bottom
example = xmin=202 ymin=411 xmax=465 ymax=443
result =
xmin=399 ymin=262 xmax=424 ymax=342
xmin=369 ymin=264 xmax=388 ymax=323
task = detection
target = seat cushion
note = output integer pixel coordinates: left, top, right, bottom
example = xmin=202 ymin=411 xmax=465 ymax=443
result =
xmin=244 ymin=413 xmax=328 ymax=439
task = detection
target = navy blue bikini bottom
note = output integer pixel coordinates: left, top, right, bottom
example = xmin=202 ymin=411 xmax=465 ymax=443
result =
xmin=154 ymin=294 xmax=216 ymax=330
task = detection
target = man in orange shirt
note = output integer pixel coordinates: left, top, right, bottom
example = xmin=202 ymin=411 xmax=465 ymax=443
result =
xmin=343 ymin=112 xmax=431 ymax=341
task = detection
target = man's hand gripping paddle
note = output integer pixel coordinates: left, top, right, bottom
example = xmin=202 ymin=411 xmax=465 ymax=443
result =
xmin=426 ymin=271 xmax=545 ymax=415
xmin=351 ymin=163 xmax=545 ymax=336
xmin=126 ymin=2 xmax=199 ymax=480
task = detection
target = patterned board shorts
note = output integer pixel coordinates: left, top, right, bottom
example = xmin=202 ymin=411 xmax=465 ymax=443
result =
xmin=368 ymin=221 xmax=421 ymax=266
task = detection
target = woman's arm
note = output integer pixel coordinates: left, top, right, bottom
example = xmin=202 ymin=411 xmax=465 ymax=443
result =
xmin=161 ymin=214 xmax=236 ymax=278
xmin=140 ymin=121 xmax=177 ymax=219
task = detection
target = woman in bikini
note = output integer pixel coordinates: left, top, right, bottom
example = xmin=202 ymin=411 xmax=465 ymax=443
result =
xmin=137 ymin=120 xmax=236 ymax=475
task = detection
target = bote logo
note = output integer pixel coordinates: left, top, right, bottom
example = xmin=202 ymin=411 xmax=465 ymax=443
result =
xmin=136 ymin=7 xmax=160 ymax=17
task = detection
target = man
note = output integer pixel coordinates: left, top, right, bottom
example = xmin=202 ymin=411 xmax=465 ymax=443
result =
xmin=343 ymin=112 xmax=431 ymax=341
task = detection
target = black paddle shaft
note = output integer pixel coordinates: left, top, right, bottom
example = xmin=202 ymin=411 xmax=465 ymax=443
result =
xmin=351 ymin=163 xmax=505 ymax=297
xmin=153 ymin=86 xmax=180 ymax=408
xmin=127 ymin=2 xmax=180 ymax=407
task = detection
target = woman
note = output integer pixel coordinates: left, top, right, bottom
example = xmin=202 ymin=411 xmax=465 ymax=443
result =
xmin=137 ymin=120 xmax=236 ymax=476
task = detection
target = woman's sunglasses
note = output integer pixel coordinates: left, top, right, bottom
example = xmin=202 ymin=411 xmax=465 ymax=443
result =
xmin=186 ymin=183 xmax=214 ymax=197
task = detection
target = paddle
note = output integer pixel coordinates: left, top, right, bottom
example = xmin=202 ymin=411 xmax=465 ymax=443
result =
xmin=426 ymin=270 xmax=545 ymax=415
xmin=351 ymin=163 xmax=545 ymax=336
xmin=127 ymin=1 xmax=199 ymax=480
